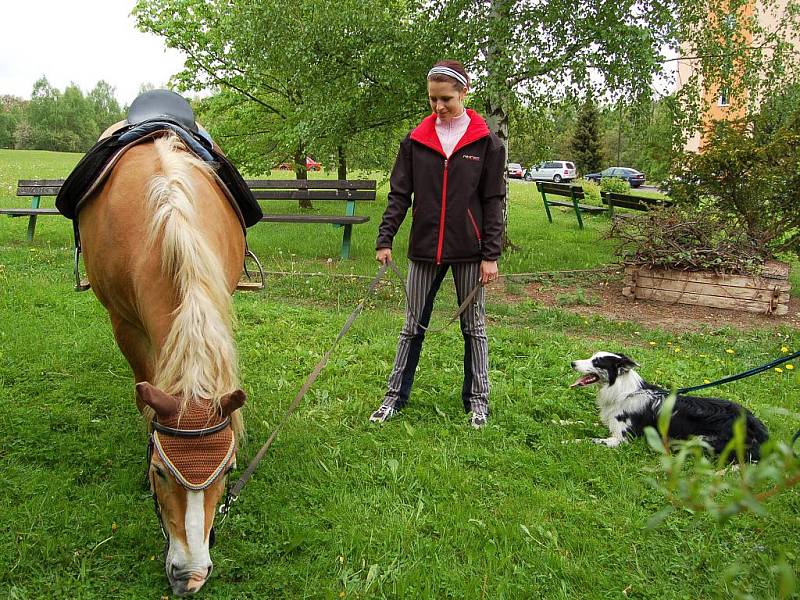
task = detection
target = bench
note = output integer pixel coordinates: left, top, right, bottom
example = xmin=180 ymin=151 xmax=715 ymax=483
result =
xmin=601 ymin=191 xmax=673 ymax=218
xmin=247 ymin=179 xmax=375 ymax=259
xmin=536 ymin=181 xmax=606 ymax=229
xmin=2 ymin=178 xmax=376 ymax=259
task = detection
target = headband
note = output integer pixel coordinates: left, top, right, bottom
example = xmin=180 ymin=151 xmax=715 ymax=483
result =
xmin=427 ymin=66 xmax=469 ymax=89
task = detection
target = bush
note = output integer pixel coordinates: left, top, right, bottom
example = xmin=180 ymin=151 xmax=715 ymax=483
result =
xmin=600 ymin=176 xmax=630 ymax=194
xmin=667 ymin=112 xmax=800 ymax=258
xmin=580 ymin=179 xmax=601 ymax=204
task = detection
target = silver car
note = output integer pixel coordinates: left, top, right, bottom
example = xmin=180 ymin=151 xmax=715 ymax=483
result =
xmin=524 ymin=160 xmax=577 ymax=183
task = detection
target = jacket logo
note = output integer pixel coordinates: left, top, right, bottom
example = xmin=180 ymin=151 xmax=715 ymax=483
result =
xmin=462 ymin=154 xmax=481 ymax=161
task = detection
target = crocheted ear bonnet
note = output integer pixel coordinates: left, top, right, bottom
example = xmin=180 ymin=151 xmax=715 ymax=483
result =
xmin=152 ymin=400 xmax=236 ymax=490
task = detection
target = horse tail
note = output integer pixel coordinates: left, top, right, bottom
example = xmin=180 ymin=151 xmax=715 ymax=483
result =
xmin=145 ymin=134 xmax=241 ymax=433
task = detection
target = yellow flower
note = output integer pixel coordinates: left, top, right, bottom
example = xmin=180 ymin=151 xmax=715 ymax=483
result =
xmin=667 ymin=342 xmax=672 ymax=346
xmin=775 ymin=367 xmax=783 ymax=374
xmin=703 ymin=379 xmax=711 ymax=384
xmin=649 ymin=341 xmax=656 ymax=346
xmin=781 ymin=346 xmax=790 ymax=353
xmin=674 ymin=347 xmax=681 ymax=353
xmin=786 ymin=364 xmax=794 ymax=370
xmin=725 ymin=349 xmax=735 ymax=354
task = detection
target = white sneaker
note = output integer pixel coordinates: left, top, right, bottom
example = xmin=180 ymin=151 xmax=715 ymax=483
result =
xmin=369 ymin=404 xmax=397 ymax=423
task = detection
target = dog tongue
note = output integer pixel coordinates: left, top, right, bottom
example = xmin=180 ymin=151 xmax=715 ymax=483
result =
xmin=571 ymin=374 xmax=598 ymax=388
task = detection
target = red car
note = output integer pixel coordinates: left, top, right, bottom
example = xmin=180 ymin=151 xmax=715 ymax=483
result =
xmin=277 ymin=157 xmax=322 ymax=171
xmin=506 ymin=162 xmax=525 ymax=179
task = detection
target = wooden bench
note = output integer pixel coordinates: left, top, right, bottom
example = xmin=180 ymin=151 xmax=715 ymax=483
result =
xmin=536 ymin=181 xmax=606 ymax=229
xmin=247 ymin=179 xmax=375 ymax=259
xmin=0 ymin=180 xmax=63 ymax=242
xmin=2 ymin=178 xmax=376 ymax=259
xmin=601 ymin=191 xmax=673 ymax=218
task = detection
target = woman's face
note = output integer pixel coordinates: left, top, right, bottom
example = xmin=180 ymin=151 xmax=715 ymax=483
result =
xmin=427 ymin=79 xmax=467 ymax=121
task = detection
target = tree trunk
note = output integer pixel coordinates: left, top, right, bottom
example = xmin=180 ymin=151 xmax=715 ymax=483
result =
xmin=337 ymin=145 xmax=347 ymax=180
xmin=484 ymin=0 xmax=517 ymax=252
xmin=294 ymin=143 xmax=312 ymax=209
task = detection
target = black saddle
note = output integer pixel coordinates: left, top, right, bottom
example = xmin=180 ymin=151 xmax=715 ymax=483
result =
xmin=56 ymin=90 xmax=262 ymax=228
xmin=128 ymin=89 xmax=198 ymax=133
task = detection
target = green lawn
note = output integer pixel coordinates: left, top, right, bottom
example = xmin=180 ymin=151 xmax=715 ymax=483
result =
xmin=1 ymin=149 xmax=798 ymax=599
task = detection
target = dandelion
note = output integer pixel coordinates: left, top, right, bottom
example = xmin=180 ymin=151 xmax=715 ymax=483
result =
xmin=649 ymin=341 xmax=656 ymax=346
xmin=674 ymin=347 xmax=681 ymax=353
xmin=667 ymin=341 xmax=672 ymax=346
xmin=781 ymin=346 xmax=790 ymax=353
xmin=703 ymin=379 xmax=711 ymax=384
xmin=725 ymin=349 xmax=735 ymax=354
xmin=786 ymin=364 xmax=794 ymax=370
xmin=775 ymin=367 xmax=784 ymax=374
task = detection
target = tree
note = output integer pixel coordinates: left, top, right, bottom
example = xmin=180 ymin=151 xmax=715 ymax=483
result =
xmin=0 ymin=95 xmax=26 ymax=149
xmin=570 ymin=97 xmax=603 ymax=174
xmin=133 ymin=0 xmax=457 ymax=184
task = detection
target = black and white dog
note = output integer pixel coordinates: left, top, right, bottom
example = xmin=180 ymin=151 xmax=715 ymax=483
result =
xmin=571 ymin=352 xmax=768 ymax=461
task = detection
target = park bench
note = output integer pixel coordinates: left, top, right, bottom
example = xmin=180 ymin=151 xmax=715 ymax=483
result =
xmin=600 ymin=191 xmax=673 ymax=218
xmin=536 ymin=181 xmax=606 ymax=229
xmin=2 ymin=178 xmax=375 ymax=259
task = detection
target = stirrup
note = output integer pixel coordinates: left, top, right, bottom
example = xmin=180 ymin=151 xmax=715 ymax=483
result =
xmin=73 ymin=246 xmax=90 ymax=292
xmin=236 ymin=249 xmax=265 ymax=291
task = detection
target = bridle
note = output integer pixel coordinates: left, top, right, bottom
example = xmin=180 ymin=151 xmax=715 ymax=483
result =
xmin=146 ymin=417 xmax=234 ymax=551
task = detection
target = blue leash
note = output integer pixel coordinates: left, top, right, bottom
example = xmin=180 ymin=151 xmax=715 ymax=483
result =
xmin=675 ymin=350 xmax=800 ymax=447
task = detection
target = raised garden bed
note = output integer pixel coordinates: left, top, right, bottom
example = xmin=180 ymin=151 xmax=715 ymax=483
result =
xmin=622 ymin=260 xmax=791 ymax=315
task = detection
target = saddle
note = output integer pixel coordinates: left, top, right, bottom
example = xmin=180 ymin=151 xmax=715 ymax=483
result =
xmin=55 ymin=89 xmax=263 ymax=229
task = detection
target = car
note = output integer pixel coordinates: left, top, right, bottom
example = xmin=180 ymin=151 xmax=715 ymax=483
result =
xmin=506 ymin=163 xmax=525 ymax=179
xmin=584 ymin=167 xmax=646 ymax=188
xmin=524 ymin=160 xmax=577 ymax=183
xmin=277 ymin=156 xmax=322 ymax=171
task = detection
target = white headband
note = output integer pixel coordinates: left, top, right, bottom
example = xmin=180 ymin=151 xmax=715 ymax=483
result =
xmin=427 ymin=66 xmax=469 ymax=89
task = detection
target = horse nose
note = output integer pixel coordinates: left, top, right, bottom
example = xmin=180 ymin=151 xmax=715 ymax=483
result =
xmin=570 ymin=361 xmax=576 ymax=368
xmin=184 ymin=565 xmax=212 ymax=593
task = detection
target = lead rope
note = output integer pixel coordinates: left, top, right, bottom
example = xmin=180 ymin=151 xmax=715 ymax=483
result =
xmin=218 ymin=260 xmax=483 ymax=521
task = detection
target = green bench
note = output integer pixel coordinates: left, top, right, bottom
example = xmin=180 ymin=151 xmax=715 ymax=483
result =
xmin=600 ymin=191 xmax=673 ymax=217
xmin=2 ymin=178 xmax=376 ymax=259
xmin=536 ymin=181 xmax=607 ymax=229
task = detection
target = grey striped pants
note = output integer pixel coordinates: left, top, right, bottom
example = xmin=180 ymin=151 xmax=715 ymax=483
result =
xmin=383 ymin=260 xmax=490 ymax=415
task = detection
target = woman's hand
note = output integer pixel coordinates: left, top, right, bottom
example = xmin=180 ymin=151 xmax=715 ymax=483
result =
xmin=480 ymin=260 xmax=499 ymax=285
xmin=376 ymin=248 xmax=393 ymax=264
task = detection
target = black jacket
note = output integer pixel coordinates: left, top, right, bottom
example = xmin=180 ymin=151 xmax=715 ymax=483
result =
xmin=376 ymin=109 xmax=505 ymax=264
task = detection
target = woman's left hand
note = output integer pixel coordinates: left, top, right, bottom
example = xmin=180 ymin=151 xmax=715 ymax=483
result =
xmin=480 ymin=260 xmax=499 ymax=285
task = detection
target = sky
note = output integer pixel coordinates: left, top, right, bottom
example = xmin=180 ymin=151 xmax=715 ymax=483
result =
xmin=0 ymin=1 xmax=186 ymax=106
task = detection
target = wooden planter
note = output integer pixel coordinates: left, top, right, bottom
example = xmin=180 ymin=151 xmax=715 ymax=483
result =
xmin=622 ymin=260 xmax=791 ymax=315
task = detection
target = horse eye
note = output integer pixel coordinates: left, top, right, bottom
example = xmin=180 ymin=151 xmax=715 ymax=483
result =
xmin=152 ymin=466 xmax=167 ymax=480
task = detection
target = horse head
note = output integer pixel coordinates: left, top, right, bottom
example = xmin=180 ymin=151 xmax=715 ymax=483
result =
xmin=136 ymin=382 xmax=245 ymax=596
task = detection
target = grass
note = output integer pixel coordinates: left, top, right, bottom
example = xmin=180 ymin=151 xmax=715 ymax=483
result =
xmin=1 ymin=149 xmax=799 ymax=599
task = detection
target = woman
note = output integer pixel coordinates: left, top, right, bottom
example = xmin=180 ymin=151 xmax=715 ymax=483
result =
xmin=371 ymin=60 xmax=505 ymax=429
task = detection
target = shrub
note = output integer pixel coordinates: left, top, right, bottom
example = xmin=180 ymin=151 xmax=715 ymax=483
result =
xmin=600 ymin=176 xmax=630 ymax=194
xmin=667 ymin=112 xmax=800 ymax=258
xmin=580 ymin=179 xmax=601 ymax=204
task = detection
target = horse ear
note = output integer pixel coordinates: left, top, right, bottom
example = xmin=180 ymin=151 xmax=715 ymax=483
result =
xmin=136 ymin=382 xmax=181 ymax=419
xmin=220 ymin=389 xmax=246 ymax=417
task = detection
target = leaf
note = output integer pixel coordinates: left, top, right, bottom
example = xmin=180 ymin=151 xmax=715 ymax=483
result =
xmin=644 ymin=426 xmax=667 ymax=454
xmin=386 ymin=459 xmax=399 ymax=477
xmin=657 ymin=389 xmax=677 ymax=440
xmin=403 ymin=421 xmax=415 ymax=436
xmin=365 ymin=564 xmax=380 ymax=589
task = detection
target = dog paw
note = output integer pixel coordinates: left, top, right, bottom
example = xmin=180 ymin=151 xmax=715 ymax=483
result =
xmin=592 ymin=437 xmax=623 ymax=448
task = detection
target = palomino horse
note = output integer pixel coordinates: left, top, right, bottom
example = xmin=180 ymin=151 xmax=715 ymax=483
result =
xmin=78 ymin=133 xmax=246 ymax=595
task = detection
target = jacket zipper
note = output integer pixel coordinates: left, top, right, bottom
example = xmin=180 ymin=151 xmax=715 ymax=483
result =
xmin=436 ymin=158 xmax=448 ymax=264
xmin=467 ymin=207 xmax=481 ymax=241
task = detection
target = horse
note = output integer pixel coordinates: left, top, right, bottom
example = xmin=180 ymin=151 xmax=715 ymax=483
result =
xmin=78 ymin=132 xmax=246 ymax=596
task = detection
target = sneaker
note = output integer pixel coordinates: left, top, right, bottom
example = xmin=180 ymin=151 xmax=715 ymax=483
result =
xmin=369 ymin=404 xmax=397 ymax=423
xmin=470 ymin=412 xmax=488 ymax=429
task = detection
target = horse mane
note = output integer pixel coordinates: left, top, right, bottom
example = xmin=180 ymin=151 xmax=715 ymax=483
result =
xmin=145 ymin=134 xmax=243 ymax=437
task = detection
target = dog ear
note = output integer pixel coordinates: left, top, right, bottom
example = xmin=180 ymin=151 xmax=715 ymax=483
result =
xmin=617 ymin=354 xmax=639 ymax=372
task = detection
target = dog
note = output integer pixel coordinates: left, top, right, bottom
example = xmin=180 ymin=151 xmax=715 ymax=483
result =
xmin=570 ymin=351 xmax=768 ymax=461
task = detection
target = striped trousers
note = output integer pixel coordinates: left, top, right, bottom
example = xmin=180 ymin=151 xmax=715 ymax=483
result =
xmin=383 ymin=260 xmax=490 ymax=415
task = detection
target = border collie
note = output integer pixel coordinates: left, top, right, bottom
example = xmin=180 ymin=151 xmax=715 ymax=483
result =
xmin=570 ymin=351 xmax=768 ymax=461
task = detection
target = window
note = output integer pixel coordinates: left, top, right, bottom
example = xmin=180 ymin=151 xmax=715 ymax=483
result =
xmin=718 ymin=88 xmax=730 ymax=106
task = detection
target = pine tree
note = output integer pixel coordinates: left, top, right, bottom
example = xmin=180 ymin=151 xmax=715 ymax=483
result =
xmin=570 ymin=97 xmax=604 ymax=175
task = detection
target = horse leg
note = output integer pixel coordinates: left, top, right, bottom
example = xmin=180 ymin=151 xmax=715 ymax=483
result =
xmin=110 ymin=316 xmax=154 ymax=413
